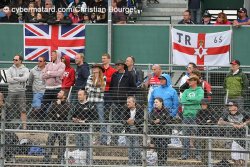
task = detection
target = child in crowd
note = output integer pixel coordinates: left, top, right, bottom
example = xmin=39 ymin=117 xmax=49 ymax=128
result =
xmin=146 ymin=143 xmax=158 ymax=166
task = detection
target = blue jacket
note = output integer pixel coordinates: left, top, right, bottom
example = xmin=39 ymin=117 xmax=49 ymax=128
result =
xmin=148 ymin=74 xmax=179 ymax=117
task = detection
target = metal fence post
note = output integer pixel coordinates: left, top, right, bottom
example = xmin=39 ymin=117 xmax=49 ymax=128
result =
xmin=0 ymin=106 xmax=6 ymax=167
xmin=208 ymin=138 xmax=212 ymax=167
xmin=65 ymin=134 xmax=69 ymax=167
xmin=244 ymin=126 xmax=248 ymax=167
xmin=142 ymin=109 xmax=148 ymax=167
xmin=107 ymin=0 xmax=112 ymax=57
xmin=89 ymin=124 xmax=93 ymax=165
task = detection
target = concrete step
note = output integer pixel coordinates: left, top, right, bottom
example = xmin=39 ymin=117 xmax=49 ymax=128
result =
xmin=141 ymin=11 xmax=183 ymax=16
xmin=143 ymin=7 xmax=186 ymax=13
xmin=146 ymin=3 xmax=187 ymax=8
xmin=156 ymin=0 xmax=187 ymax=4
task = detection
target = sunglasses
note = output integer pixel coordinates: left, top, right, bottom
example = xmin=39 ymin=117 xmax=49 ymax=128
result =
xmin=13 ymin=59 xmax=19 ymax=61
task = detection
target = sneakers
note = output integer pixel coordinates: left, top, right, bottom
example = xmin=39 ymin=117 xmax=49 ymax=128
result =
xmin=178 ymin=156 xmax=187 ymax=160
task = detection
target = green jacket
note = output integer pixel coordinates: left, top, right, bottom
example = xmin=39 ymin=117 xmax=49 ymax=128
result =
xmin=224 ymin=69 xmax=249 ymax=98
xmin=181 ymin=86 xmax=204 ymax=118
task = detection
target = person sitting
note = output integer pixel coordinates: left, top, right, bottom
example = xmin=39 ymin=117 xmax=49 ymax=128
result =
xmin=72 ymin=89 xmax=93 ymax=164
xmin=47 ymin=11 xmax=72 ymax=25
xmin=149 ymin=97 xmax=172 ymax=166
xmin=44 ymin=90 xmax=71 ymax=164
xmin=0 ymin=6 xmax=18 ymax=22
xmin=214 ymin=12 xmax=231 ymax=25
xmin=233 ymin=8 xmax=250 ymax=27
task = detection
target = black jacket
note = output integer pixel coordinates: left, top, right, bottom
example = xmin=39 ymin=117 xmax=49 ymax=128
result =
xmin=0 ymin=14 xmax=18 ymax=23
xmin=178 ymin=19 xmax=195 ymax=24
xmin=149 ymin=107 xmax=172 ymax=135
xmin=196 ymin=108 xmax=217 ymax=125
xmin=47 ymin=17 xmax=72 ymax=25
xmin=75 ymin=62 xmax=90 ymax=89
xmin=129 ymin=67 xmax=144 ymax=87
xmin=47 ymin=100 xmax=71 ymax=121
xmin=109 ymin=71 xmax=136 ymax=104
xmin=122 ymin=105 xmax=144 ymax=133
xmin=72 ymin=101 xmax=94 ymax=122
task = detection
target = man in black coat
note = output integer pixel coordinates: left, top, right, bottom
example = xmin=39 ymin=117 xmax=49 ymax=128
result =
xmin=109 ymin=60 xmax=136 ymax=121
xmin=122 ymin=96 xmax=144 ymax=165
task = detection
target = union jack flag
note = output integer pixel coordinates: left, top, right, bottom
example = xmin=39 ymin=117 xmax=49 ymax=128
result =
xmin=24 ymin=24 xmax=85 ymax=61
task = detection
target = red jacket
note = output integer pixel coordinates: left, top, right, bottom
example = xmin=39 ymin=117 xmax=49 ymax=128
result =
xmin=103 ymin=65 xmax=117 ymax=91
xmin=62 ymin=56 xmax=75 ymax=89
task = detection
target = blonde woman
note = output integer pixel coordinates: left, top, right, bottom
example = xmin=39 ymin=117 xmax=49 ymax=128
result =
xmin=85 ymin=64 xmax=107 ymax=145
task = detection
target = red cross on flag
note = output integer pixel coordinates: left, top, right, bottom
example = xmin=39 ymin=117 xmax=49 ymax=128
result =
xmin=172 ymin=28 xmax=232 ymax=66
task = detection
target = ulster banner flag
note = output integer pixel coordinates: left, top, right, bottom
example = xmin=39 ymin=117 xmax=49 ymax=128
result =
xmin=172 ymin=28 xmax=232 ymax=66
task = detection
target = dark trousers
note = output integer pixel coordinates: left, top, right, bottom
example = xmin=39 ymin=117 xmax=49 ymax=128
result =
xmin=44 ymin=133 xmax=66 ymax=163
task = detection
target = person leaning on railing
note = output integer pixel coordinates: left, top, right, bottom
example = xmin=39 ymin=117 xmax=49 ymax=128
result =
xmin=218 ymin=101 xmax=250 ymax=166
xmin=149 ymin=97 xmax=172 ymax=166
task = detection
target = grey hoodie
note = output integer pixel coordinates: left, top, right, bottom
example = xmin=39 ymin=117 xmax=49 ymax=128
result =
xmin=6 ymin=64 xmax=29 ymax=92
xmin=29 ymin=65 xmax=46 ymax=93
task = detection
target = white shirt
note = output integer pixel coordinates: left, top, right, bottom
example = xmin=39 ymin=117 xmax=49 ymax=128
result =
xmin=130 ymin=108 xmax=136 ymax=120
xmin=233 ymin=69 xmax=239 ymax=75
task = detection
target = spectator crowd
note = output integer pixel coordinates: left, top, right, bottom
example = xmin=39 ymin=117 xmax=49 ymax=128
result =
xmin=0 ymin=0 xmax=141 ymax=24
xmin=1 ymin=50 xmax=249 ymax=166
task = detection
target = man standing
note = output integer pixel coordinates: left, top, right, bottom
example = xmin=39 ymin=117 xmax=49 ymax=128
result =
xmin=6 ymin=55 xmax=29 ymax=129
xmin=28 ymin=56 xmax=46 ymax=115
xmin=179 ymin=76 xmax=204 ymax=160
xmin=144 ymin=64 xmax=162 ymax=102
xmin=224 ymin=59 xmax=249 ymax=110
xmin=42 ymin=50 xmax=65 ymax=106
xmin=188 ymin=0 xmax=201 ymax=23
xmin=109 ymin=60 xmax=136 ymax=122
xmin=148 ymin=74 xmax=179 ymax=117
xmin=125 ymin=56 xmax=144 ymax=87
xmin=178 ymin=10 xmax=195 ymax=24
xmin=102 ymin=53 xmax=116 ymax=92
xmin=109 ymin=60 xmax=136 ymax=106
xmin=75 ymin=53 xmax=90 ymax=90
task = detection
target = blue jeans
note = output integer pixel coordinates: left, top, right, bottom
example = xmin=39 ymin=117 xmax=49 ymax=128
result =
xmin=95 ymin=102 xmax=107 ymax=144
xmin=127 ymin=130 xmax=141 ymax=165
xmin=182 ymin=117 xmax=200 ymax=158
xmin=32 ymin=92 xmax=44 ymax=109
xmin=76 ymin=128 xmax=90 ymax=164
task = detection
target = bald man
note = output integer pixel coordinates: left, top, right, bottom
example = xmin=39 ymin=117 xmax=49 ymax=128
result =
xmin=145 ymin=64 xmax=162 ymax=103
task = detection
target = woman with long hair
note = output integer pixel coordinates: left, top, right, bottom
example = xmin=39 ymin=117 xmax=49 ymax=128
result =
xmin=149 ymin=97 xmax=172 ymax=166
xmin=85 ymin=64 xmax=107 ymax=145
xmin=214 ymin=12 xmax=231 ymax=25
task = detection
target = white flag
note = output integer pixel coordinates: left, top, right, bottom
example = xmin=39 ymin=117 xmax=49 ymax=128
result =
xmin=172 ymin=28 xmax=232 ymax=66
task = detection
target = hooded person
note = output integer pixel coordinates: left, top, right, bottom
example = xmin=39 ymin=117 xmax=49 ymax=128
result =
xmin=148 ymin=74 xmax=179 ymax=117
xmin=42 ymin=50 xmax=66 ymax=107
xmin=61 ymin=55 xmax=75 ymax=97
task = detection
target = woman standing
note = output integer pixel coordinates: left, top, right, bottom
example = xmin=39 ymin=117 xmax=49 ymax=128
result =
xmin=149 ymin=97 xmax=172 ymax=166
xmin=85 ymin=64 xmax=107 ymax=145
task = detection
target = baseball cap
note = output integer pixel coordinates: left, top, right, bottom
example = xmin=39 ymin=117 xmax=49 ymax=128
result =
xmin=230 ymin=59 xmax=240 ymax=66
xmin=238 ymin=8 xmax=247 ymax=14
xmin=226 ymin=101 xmax=238 ymax=107
xmin=203 ymin=12 xmax=211 ymax=18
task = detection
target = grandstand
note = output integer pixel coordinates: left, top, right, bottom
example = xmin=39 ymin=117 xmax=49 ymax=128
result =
xmin=0 ymin=0 xmax=250 ymax=167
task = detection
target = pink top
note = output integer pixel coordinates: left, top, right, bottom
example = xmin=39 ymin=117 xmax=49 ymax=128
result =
xmin=214 ymin=21 xmax=231 ymax=25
